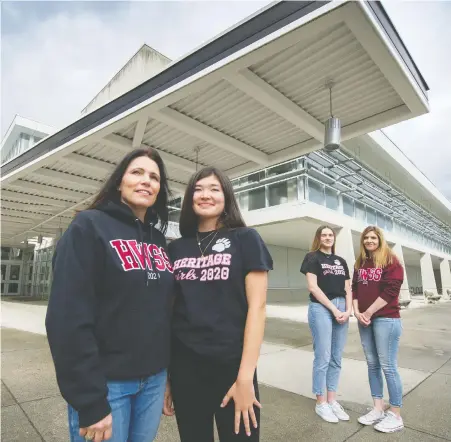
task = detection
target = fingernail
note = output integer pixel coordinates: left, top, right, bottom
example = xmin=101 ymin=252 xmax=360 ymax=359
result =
xmin=247 ymin=432 xmax=251 ymax=437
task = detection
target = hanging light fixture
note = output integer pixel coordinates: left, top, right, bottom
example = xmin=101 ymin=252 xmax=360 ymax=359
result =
xmin=324 ymin=82 xmax=341 ymax=152
xmin=194 ymin=146 xmax=201 ymax=171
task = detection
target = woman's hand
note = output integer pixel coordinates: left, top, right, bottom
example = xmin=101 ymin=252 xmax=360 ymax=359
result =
xmin=336 ymin=311 xmax=351 ymax=324
xmin=221 ymin=379 xmax=261 ymax=436
xmin=361 ymin=310 xmax=372 ymax=325
xmin=163 ymin=381 xmax=175 ymax=416
xmin=332 ymin=308 xmax=345 ymax=322
xmin=79 ymin=413 xmax=112 ymax=441
xmin=355 ymin=311 xmax=371 ymax=327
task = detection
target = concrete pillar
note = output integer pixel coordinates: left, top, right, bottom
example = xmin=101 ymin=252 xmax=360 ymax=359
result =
xmin=392 ymin=243 xmax=410 ymax=301
xmin=440 ymin=259 xmax=451 ymax=301
xmin=420 ymin=253 xmax=438 ymax=302
xmin=335 ymin=227 xmax=355 ymax=277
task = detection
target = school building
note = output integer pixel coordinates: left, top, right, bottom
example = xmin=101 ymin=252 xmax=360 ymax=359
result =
xmin=1 ymin=1 xmax=450 ymax=303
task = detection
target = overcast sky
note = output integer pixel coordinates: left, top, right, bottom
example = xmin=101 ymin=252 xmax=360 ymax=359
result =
xmin=1 ymin=1 xmax=450 ymax=200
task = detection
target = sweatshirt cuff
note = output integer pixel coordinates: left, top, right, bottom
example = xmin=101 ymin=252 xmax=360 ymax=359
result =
xmin=380 ymin=291 xmax=397 ymax=303
xmin=78 ymin=398 xmax=111 ymax=428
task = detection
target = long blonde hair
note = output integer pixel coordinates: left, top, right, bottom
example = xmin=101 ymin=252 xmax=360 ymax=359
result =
xmin=355 ymin=226 xmax=396 ymax=269
xmin=311 ymin=225 xmax=336 ymax=254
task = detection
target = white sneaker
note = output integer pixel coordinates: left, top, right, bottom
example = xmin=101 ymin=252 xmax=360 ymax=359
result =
xmin=374 ymin=411 xmax=404 ymax=433
xmin=358 ymin=408 xmax=385 ymax=426
xmin=315 ymin=402 xmax=339 ymax=423
xmin=329 ymin=401 xmax=350 ymax=421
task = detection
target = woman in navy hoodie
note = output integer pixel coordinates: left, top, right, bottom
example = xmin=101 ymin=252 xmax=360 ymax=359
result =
xmin=46 ymin=148 xmax=174 ymax=442
xmin=352 ymin=226 xmax=404 ymax=434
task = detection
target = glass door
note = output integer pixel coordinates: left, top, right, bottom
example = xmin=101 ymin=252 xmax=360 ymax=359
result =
xmin=0 ymin=263 xmax=23 ymax=295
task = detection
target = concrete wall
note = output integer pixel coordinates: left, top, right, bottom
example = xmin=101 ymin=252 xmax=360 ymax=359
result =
xmin=266 ymin=244 xmax=309 ymax=303
xmin=434 ymin=269 xmax=442 ymax=291
xmin=82 ymin=45 xmax=171 ymax=114
xmin=406 ymin=265 xmax=422 ymax=293
xmin=266 ymin=244 xmax=308 ymax=289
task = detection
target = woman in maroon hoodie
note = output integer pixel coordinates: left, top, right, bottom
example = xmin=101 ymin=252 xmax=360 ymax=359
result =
xmin=352 ymin=226 xmax=404 ymax=434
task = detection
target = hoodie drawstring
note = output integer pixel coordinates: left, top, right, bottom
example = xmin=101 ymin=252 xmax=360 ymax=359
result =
xmin=135 ymin=219 xmax=160 ymax=287
xmin=149 ymin=223 xmax=161 ymax=285
xmin=135 ymin=219 xmax=148 ymax=286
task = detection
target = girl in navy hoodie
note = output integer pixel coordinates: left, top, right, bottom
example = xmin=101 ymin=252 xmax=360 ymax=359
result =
xmin=46 ymin=148 xmax=174 ymax=442
xmin=352 ymin=226 xmax=404 ymax=433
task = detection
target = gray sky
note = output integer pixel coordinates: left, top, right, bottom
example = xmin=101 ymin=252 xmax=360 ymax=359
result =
xmin=1 ymin=1 xmax=450 ymax=200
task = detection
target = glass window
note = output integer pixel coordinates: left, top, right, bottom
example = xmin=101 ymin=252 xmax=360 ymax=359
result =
xmin=1 ymin=283 xmax=4 ymax=294
xmin=248 ymin=187 xmax=266 ymax=211
xmin=355 ymin=201 xmax=366 ymax=222
xmin=236 ymin=192 xmax=248 ymax=212
xmin=168 ymin=209 xmax=180 ymax=223
xmin=367 ymin=207 xmax=376 ymax=225
xmin=11 ymin=248 xmax=23 ymax=260
xmin=386 ymin=217 xmax=393 ymax=232
xmin=267 ymin=161 xmax=296 ymax=178
xmin=325 ymin=187 xmax=339 ymax=211
xmin=242 ymin=171 xmax=265 ymax=186
xmin=9 ymin=265 xmax=20 ymax=281
xmin=297 ymin=176 xmax=306 ymax=201
xmin=308 ymin=179 xmax=325 ymax=206
xmin=376 ymin=212 xmax=386 ymax=229
xmin=8 ymin=283 xmax=19 ymax=294
xmin=1 ymin=247 xmax=11 ymax=260
xmin=343 ymin=195 xmax=354 ymax=217
xmin=268 ymin=181 xmax=288 ymax=207
xmin=1 ymin=265 xmax=6 ymax=281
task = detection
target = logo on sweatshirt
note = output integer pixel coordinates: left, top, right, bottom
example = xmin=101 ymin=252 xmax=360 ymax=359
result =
xmin=358 ymin=267 xmax=382 ymax=284
xmin=334 ymin=259 xmax=341 ymax=266
xmin=110 ymin=239 xmax=173 ymax=273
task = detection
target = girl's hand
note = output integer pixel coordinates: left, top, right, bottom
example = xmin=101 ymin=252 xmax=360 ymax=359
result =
xmin=355 ymin=311 xmax=371 ymax=326
xmin=163 ymin=381 xmax=175 ymax=416
xmin=221 ymin=379 xmax=261 ymax=436
xmin=337 ymin=311 xmax=350 ymax=324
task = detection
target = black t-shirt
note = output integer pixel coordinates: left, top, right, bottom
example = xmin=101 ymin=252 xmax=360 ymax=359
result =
xmin=168 ymin=227 xmax=273 ymax=361
xmin=300 ymin=251 xmax=350 ymax=303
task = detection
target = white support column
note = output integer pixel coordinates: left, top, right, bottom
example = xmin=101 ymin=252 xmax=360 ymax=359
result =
xmin=335 ymin=227 xmax=355 ymax=277
xmin=391 ymin=243 xmax=410 ymax=302
xmin=440 ymin=259 xmax=451 ymax=301
xmin=420 ymin=253 xmax=438 ymax=302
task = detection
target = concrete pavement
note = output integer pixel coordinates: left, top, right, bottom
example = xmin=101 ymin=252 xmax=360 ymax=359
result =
xmin=2 ymin=300 xmax=451 ymax=441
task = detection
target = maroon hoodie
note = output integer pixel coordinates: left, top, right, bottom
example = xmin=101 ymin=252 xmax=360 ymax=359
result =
xmin=352 ymin=258 xmax=403 ymax=319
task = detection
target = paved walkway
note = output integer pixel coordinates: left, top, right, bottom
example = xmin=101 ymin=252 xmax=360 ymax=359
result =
xmin=2 ymin=300 xmax=451 ymax=441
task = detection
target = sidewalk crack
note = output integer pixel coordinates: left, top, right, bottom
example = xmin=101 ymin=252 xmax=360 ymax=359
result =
xmin=2 ymin=382 xmax=46 ymax=442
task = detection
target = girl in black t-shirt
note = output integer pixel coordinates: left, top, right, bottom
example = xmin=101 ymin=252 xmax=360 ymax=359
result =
xmin=300 ymin=225 xmax=352 ymax=424
xmin=165 ymin=167 xmax=273 ymax=442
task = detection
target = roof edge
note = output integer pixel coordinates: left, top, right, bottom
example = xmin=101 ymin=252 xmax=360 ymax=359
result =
xmin=365 ymin=1 xmax=429 ymax=96
xmin=1 ymin=1 xmax=329 ymax=178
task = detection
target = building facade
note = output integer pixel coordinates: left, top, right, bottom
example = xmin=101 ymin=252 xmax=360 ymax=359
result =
xmin=2 ymin=2 xmax=449 ymax=303
xmin=1 ymin=116 xmax=54 ymax=165
xmin=167 ymin=141 xmax=451 ymax=303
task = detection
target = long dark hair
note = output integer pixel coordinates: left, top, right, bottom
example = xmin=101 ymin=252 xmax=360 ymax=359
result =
xmin=87 ymin=147 xmax=171 ymax=233
xmin=179 ymin=167 xmax=245 ymax=238
xmin=311 ymin=225 xmax=336 ymax=254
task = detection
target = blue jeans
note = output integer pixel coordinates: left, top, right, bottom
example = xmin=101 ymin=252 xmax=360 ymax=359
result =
xmin=308 ymin=297 xmax=349 ymax=396
xmin=358 ymin=318 xmax=403 ymax=407
xmin=68 ymin=369 xmax=167 ymax=442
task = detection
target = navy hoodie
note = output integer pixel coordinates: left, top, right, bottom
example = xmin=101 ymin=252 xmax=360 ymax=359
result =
xmin=45 ymin=200 xmax=174 ymax=427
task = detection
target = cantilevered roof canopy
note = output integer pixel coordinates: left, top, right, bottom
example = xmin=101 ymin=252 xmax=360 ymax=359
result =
xmin=1 ymin=1 xmax=429 ymax=244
